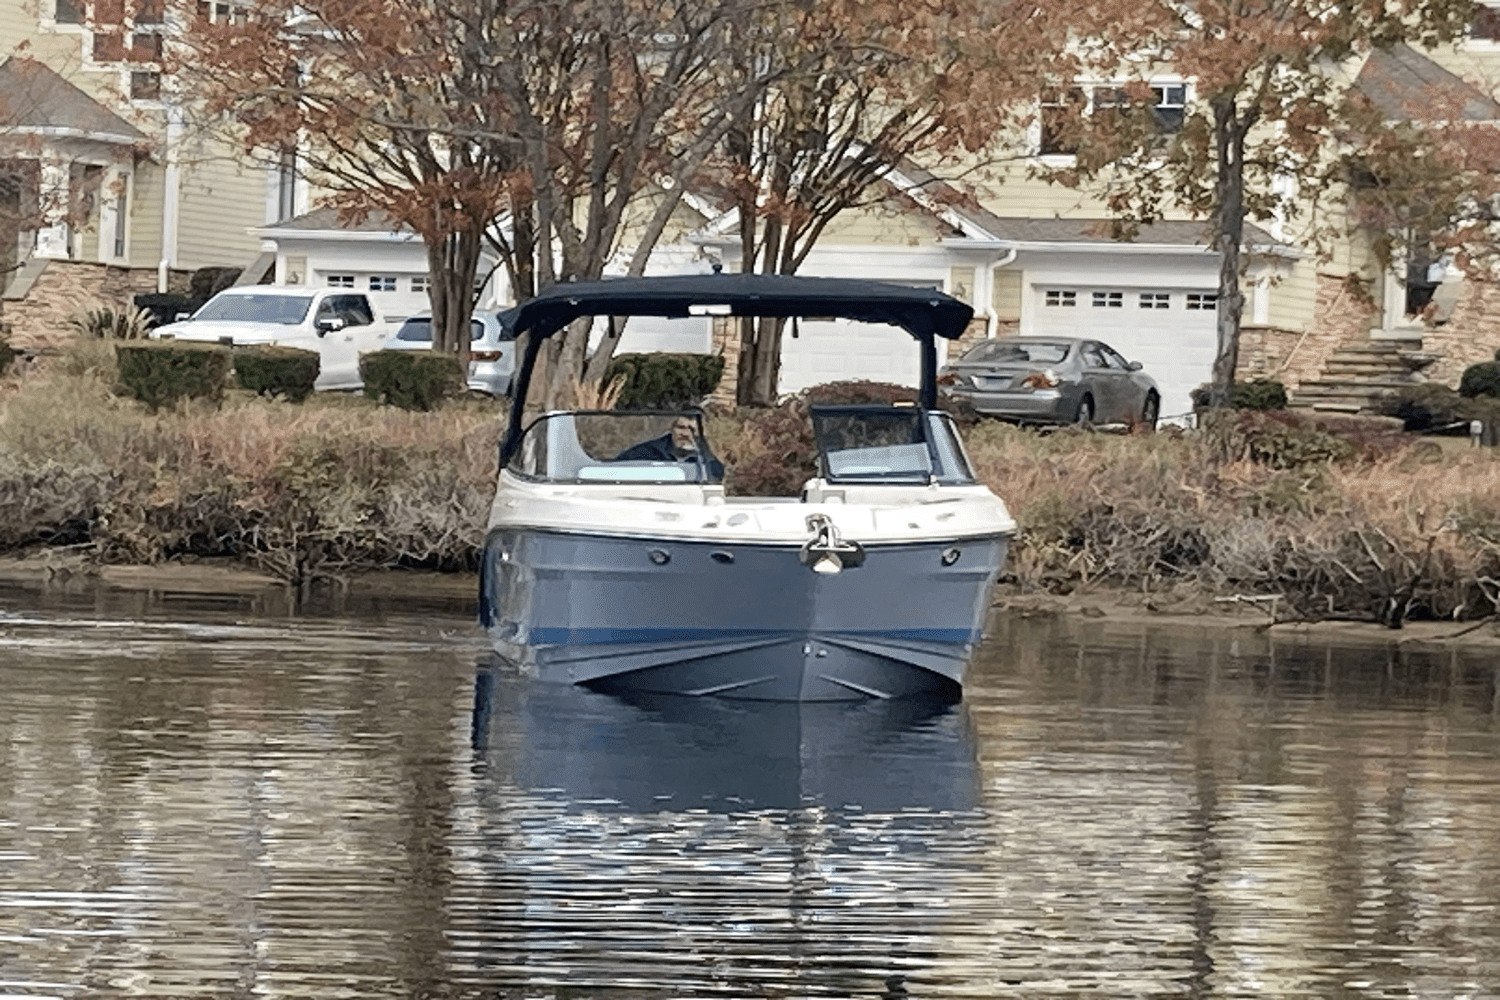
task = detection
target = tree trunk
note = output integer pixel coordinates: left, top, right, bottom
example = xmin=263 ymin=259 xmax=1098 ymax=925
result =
xmin=1209 ymin=96 xmax=1250 ymax=411
xmin=425 ymin=226 xmax=482 ymax=369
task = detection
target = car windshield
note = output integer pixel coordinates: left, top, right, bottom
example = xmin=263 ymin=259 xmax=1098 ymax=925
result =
xmin=396 ymin=317 xmax=490 ymax=343
xmin=194 ymin=294 xmax=313 ymax=325
xmin=961 ymin=340 xmax=1072 ymax=365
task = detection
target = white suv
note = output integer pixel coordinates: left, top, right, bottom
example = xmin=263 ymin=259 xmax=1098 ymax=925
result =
xmin=381 ymin=308 xmax=516 ymax=397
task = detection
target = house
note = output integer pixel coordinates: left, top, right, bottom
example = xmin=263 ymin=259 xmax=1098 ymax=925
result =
xmin=684 ymin=31 xmax=1500 ymax=421
xmin=0 ymin=0 xmax=297 ymax=350
xmin=249 ymin=207 xmax=504 ymax=325
xmin=108 ymin=10 xmax=1500 ymax=420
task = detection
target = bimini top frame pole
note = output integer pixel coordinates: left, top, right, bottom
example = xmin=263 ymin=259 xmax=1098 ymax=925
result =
xmin=498 ymin=273 xmax=974 ymax=466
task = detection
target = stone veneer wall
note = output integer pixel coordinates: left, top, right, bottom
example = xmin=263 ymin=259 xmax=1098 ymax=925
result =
xmin=1240 ymin=271 xmax=1379 ymax=389
xmin=1 ymin=260 xmax=190 ymax=353
xmin=707 ymin=316 xmax=739 ymax=409
xmin=952 ymin=317 xmax=1011 ymax=358
xmin=1421 ymin=280 xmax=1500 ymax=387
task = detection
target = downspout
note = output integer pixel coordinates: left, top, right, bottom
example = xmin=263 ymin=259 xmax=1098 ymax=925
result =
xmin=984 ymin=248 xmax=1018 ymax=339
xmin=158 ymin=104 xmax=183 ymax=293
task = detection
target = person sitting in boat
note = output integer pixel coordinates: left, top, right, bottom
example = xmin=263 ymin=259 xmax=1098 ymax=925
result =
xmin=616 ymin=415 xmax=724 ymax=479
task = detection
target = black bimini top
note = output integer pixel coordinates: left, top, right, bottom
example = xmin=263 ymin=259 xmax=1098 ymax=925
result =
xmin=500 ymin=273 xmax=975 ymax=463
xmin=505 ymin=273 xmax=974 ymax=341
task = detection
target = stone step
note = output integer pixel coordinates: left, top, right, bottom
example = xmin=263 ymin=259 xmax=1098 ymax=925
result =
xmin=1299 ymin=374 xmax=1420 ymax=388
xmin=1339 ymin=338 xmax=1424 ymax=352
xmin=1293 ymin=380 xmax=1404 ymax=397
xmin=1321 ymin=363 xmax=1417 ymax=380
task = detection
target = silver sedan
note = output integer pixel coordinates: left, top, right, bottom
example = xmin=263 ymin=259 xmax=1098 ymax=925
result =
xmin=940 ymin=336 xmax=1160 ymax=428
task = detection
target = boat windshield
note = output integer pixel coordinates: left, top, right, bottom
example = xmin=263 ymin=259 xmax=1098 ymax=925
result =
xmin=194 ymin=294 xmax=314 ymax=325
xmin=506 ymin=411 xmax=722 ymax=484
xmin=811 ymin=405 xmax=976 ymax=485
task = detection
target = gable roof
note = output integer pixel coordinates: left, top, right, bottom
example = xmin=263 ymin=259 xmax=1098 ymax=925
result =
xmin=939 ymin=213 xmax=1284 ymax=251
xmin=261 ymin=206 xmax=408 ymax=233
xmin=1355 ymin=44 xmax=1500 ymax=122
xmin=0 ymin=58 xmax=147 ymax=145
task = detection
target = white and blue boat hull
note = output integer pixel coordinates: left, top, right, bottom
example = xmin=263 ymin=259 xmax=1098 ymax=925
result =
xmin=480 ymin=527 xmax=1009 ymax=701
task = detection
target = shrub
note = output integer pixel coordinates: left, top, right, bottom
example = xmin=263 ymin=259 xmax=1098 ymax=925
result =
xmin=1231 ymin=379 xmax=1288 ymax=410
xmin=1459 ymin=359 xmax=1500 ymax=399
xmin=717 ymin=381 xmax=961 ymax=496
xmin=360 ymin=350 xmax=465 ymax=411
xmin=1379 ymin=383 xmax=1500 ymax=436
xmin=115 ymin=341 xmax=232 ymax=412
xmin=605 ymin=353 xmax=725 ymax=409
xmin=1190 ymin=379 xmax=1288 ymax=410
xmin=1200 ymin=409 xmax=1356 ymax=469
xmin=234 ymin=345 xmax=320 ymax=402
xmin=720 ymin=396 xmax=817 ymax=496
xmin=67 ymin=303 xmax=154 ymax=340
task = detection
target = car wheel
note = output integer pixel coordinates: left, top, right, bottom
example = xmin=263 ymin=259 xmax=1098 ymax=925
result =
xmin=1073 ymin=395 xmax=1094 ymax=425
xmin=1140 ymin=392 xmax=1159 ymax=431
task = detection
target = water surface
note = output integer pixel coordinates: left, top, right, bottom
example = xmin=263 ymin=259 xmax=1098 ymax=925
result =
xmin=2 ymin=580 xmax=1498 ymax=998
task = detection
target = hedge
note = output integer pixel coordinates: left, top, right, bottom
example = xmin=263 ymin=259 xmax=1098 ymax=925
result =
xmin=360 ymin=350 xmax=466 ymax=411
xmin=115 ymin=341 xmax=232 ymax=411
xmin=234 ymin=345 xmax=320 ymax=402
xmin=604 ymin=353 xmax=726 ymax=409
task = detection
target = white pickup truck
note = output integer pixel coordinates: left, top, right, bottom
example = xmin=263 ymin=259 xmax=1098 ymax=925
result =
xmin=150 ymin=286 xmax=394 ymax=391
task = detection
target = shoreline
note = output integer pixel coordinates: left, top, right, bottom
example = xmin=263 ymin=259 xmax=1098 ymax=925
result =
xmin=994 ymin=585 xmax=1500 ymax=650
xmin=4 ymin=551 xmax=1496 ymax=651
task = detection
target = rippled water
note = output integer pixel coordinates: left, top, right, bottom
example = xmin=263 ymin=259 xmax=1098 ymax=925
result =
xmin=2 ymin=579 xmax=1499 ymax=999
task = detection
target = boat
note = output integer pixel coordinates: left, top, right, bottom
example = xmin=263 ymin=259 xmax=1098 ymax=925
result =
xmin=479 ymin=273 xmax=1018 ymax=701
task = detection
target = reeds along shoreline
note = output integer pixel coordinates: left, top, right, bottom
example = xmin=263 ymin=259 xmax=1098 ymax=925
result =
xmin=3 ymin=350 xmax=1499 ymax=625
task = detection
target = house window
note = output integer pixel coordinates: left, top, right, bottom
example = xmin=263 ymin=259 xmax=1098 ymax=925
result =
xmin=134 ymin=0 xmax=164 ymax=23
xmin=368 ymin=276 xmax=397 ymax=291
xmin=54 ymin=0 xmax=84 ymax=23
xmin=275 ymin=149 xmax=297 ymax=222
xmin=196 ymin=0 xmax=247 ymax=24
xmin=113 ymin=187 xmax=127 ymax=257
xmin=131 ymin=31 xmax=163 ymax=61
xmin=326 ymin=274 xmax=355 ymax=288
xmin=1186 ymin=292 xmax=1218 ymax=310
xmin=1039 ymin=87 xmax=1085 ymax=156
xmin=92 ymin=31 xmax=126 ymax=61
xmin=411 ymin=275 xmax=429 ymax=293
xmin=1039 ymin=80 xmax=1188 ymax=155
xmin=1092 ymin=290 xmax=1123 ymax=308
xmin=1473 ymin=2 xmax=1500 ymax=39
xmin=129 ymin=70 xmax=160 ymax=100
xmin=1044 ymin=289 xmax=1077 ymax=307
xmin=1152 ymin=84 xmax=1187 ymax=133
xmin=1139 ymin=292 xmax=1170 ymax=309
xmin=95 ymin=0 xmax=126 ymax=24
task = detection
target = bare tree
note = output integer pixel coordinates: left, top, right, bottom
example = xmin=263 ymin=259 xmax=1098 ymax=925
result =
xmin=698 ymin=0 xmax=1064 ymax=406
xmin=1033 ymin=0 xmax=1480 ymax=408
xmin=173 ymin=0 xmax=770 ymax=401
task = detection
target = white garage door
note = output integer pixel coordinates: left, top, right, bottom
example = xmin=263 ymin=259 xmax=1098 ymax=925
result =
xmin=1033 ymin=286 xmax=1218 ymax=423
xmin=777 ymin=317 xmax=922 ymax=396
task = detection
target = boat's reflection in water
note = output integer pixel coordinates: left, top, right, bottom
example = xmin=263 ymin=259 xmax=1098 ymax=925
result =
xmin=471 ymin=660 xmax=980 ymax=813
xmin=460 ymin=662 xmax=986 ymax=994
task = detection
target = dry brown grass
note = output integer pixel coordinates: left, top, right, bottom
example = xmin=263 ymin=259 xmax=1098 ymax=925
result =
xmin=5 ymin=352 xmax=1500 ymax=620
xmin=0 ymin=350 xmax=503 ymax=583
xmin=960 ymin=418 xmax=1500 ymax=624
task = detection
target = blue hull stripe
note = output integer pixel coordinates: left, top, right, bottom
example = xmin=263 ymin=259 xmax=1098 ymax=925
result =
xmin=529 ymin=626 xmax=975 ymax=646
